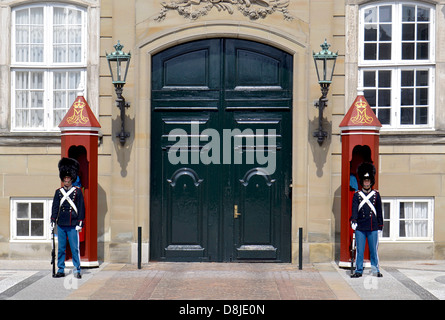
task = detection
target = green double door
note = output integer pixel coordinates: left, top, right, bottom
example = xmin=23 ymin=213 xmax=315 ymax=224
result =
xmin=150 ymin=39 xmax=292 ymax=262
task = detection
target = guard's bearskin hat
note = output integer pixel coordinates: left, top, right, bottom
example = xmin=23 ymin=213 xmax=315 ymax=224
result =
xmin=58 ymin=157 xmax=79 ymax=182
xmin=357 ymin=162 xmax=376 ymax=187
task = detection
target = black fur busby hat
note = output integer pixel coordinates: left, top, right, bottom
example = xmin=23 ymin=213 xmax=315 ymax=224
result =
xmin=357 ymin=162 xmax=376 ymax=187
xmin=58 ymin=157 xmax=79 ymax=182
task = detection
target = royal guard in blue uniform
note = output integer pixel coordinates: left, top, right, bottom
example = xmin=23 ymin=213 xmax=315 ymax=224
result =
xmin=350 ymin=162 xmax=383 ymax=278
xmin=50 ymin=158 xmax=85 ymax=278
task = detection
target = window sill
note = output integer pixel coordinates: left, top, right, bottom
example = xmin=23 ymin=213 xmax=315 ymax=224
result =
xmin=0 ymin=132 xmax=61 ymax=146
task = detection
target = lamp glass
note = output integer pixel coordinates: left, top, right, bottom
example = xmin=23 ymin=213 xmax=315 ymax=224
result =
xmin=313 ymin=40 xmax=338 ymax=84
xmin=106 ymin=41 xmax=131 ymax=85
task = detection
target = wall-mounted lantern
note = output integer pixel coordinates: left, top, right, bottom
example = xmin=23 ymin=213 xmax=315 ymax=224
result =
xmin=313 ymin=39 xmax=338 ymax=145
xmin=106 ymin=41 xmax=131 ymax=145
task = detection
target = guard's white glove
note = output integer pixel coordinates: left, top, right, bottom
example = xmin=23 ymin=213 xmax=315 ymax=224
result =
xmin=378 ymin=230 xmax=383 ymax=237
xmin=75 ymin=225 xmax=82 ymax=232
xmin=351 ymin=222 xmax=357 ymax=231
xmin=50 ymin=222 xmax=55 ymax=231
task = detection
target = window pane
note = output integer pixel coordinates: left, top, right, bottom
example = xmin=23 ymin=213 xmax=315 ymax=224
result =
xmin=365 ymin=25 xmax=377 ymax=41
xmin=53 ymin=7 xmax=83 ymax=63
xmin=402 ymin=43 xmax=415 ymax=59
xmin=14 ymin=7 xmax=44 ymax=63
xmin=402 ymin=24 xmax=415 ymax=41
xmin=379 ymin=43 xmax=391 ymax=60
xmin=416 ymin=70 xmax=429 ymax=86
xmin=400 ymin=202 xmax=413 ymax=219
xmin=416 ymin=107 xmax=428 ymax=124
xmin=416 ymin=88 xmax=428 ymax=105
xmin=417 ymin=7 xmax=430 ymax=21
xmin=416 ymin=43 xmax=429 ymax=60
xmin=31 ymin=220 xmax=44 ymax=236
xmin=378 ymin=90 xmax=390 ymax=106
xmin=379 ymin=6 xmax=392 ymax=22
xmin=378 ymin=108 xmax=391 ymax=125
xmin=17 ymin=203 xmax=29 ymax=218
xmin=30 ymin=7 xmax=43 ymax=24
xmin=53 ymin=71 xmax=82 ymax=127
xmin=16 ymin=8 xmax=29 ymax=24
xmin=364 ymin=7 xmax=377 ymax=23
xmin=401 ymin=88 xmax=413 ymax=105
xmin=415 ymin=202 xmax=428 ymax=219
xmin=31 ymin=109 xmax=44 ymax=127
xmin=31 ymin=203 xmax=44 ymax=219
xmin=401 ymin=70 xmax=414 ymax=86
xmin=401 ymin=107 xmax=413 ymax=124
xmin=17 ymin=220 xmax=29 ymax=236
xmin=363 ymin=71 xmax=375 ymax=87
xmin=417 ymin=24 xmax=429 ymax=41
xmin=399 ymin=220 xmax=412 ymax=237
xmin=402 ymin=5 xmax=416 ymax=22
xmin=364 ymin=43 xmax=377 ymax=60
xmin=378 ymin=70 xmax=391 ymax=87
xmin=364 ymin=90 xmax=376 ymax=106
xmin=382 ymin=202 xmax=390 ymax=237
xmin=379 ymin=24 xmax=391 ymax=41
xmin=16 ymin=26 xmax=29 ymax=44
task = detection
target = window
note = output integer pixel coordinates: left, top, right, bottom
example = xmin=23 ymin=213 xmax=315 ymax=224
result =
xmin=359 ymin=2 xmax=434 ymax=130
xmin=11 ymin=4 xmax=87 ymax=132
xmin=381 ymin=198 xmax=434 ymax=241
xmin=10 ymin=199 xmax=53 ymax=241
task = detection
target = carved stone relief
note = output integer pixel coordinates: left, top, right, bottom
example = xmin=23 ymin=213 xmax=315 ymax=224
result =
xmin=155 ymin=0 xmax=293 ymax=21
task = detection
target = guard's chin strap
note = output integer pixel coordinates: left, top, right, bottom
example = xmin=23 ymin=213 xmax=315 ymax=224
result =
xmin=358 ymin=190 xmax=376 ymax=216
xmin=59 ymin=187 xmax=78 ymax=214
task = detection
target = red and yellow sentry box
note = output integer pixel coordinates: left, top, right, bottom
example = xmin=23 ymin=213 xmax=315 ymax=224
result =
xmin=59 ymin=95 xmax=101 ymax=267
xmin=339 ymin=93 xmax=382 ymax=268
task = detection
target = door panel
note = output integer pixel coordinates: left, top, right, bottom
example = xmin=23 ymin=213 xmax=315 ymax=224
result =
xmin=150 ymin=39 xmax=292 ymax=262
xmin=224 ymin=40 xmax=292 ymax=261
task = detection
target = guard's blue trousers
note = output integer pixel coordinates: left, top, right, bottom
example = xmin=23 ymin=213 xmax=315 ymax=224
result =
xmin=57 ymin=225 xmax=81 ymax=274
xmin=355 ymin=229 xmax=380 ymax=274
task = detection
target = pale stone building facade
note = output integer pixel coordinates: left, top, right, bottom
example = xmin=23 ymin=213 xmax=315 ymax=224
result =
xmin=0 ymin=0 xmax=443 ymax=264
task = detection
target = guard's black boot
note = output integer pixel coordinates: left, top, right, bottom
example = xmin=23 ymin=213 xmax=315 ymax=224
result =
xmin=350 ymin=272 xmax=362 ymax=278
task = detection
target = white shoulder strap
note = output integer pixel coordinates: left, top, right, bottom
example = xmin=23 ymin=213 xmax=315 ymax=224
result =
xmin=358 ymin=190 xmax=376 ymax=215
xmin=59 ymin=187 xmax=78 ymax=214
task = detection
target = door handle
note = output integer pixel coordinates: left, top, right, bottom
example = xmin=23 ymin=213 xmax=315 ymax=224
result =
xmin=234 ymin=205 xmax=241 ymax=219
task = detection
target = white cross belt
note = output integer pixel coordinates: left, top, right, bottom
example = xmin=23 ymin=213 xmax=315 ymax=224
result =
xmin=59 ymin=187 xmax=78 ymax=214
xmin=358 ymin=190 xmax=376 ymax=216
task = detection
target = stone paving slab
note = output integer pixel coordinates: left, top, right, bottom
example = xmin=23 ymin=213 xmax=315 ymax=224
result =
xmin=1 ymin=259 xmax=444 ymax=302
xmin=67 ymin=263 xmax=340 ymax=300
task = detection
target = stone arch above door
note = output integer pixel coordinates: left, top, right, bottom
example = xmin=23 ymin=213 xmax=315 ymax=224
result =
xmin=134 ymin=25 xmax=311 ymax=263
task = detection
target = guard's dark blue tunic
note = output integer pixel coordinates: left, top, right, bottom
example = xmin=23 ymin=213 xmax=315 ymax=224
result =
xmin=350 ymin=189 xmax=383 ymax=232
xmin=51 ymin=186 xmax=85 ymax=227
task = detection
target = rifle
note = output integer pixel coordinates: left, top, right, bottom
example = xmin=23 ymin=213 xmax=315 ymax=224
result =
xmin=350 ymin=231 xmax=356 ymax=276
xmin=51 ymin=204 xmax=61 ymax=277
xmin=51 ymin=224 xmax=56 ymax=277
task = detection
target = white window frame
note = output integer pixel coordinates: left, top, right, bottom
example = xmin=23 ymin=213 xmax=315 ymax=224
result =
xmin=358 ymin=1 xmax=435 ymax=131
xmin=10 ymin=3 xmax=87 ymax=132
xmin=359 ymin=66 xmax=435 ymax=129
xmin=380 ymin=197 xmax=434 ymax=242
xmin=10 ymin=198 xmax=53 ymax=242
